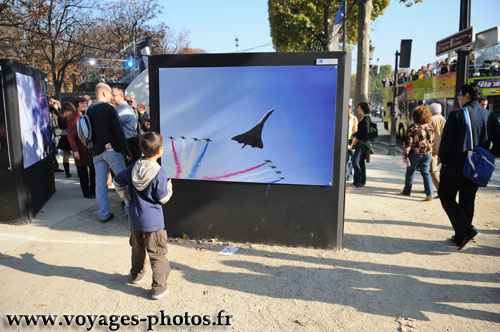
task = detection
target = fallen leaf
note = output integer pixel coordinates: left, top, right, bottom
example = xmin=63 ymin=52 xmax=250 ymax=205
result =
xmin=182 ymin=233 xmax=190 ymax=240
xmin=203 ymin=290 xmax=208 ymax=295
xmin=34 ymin=303 xmax=49 ymax=307
xmin=293 ymin=319 xmax=306 ymax=326
xmin=363 ymin=210 xmax=370 ymax=213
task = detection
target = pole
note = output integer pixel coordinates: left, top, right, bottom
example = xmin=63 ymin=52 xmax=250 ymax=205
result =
xmin=388 ymin=50 xmax=399 ymax=156
xmin=454 ymin=0 xmax=471 ymax=108
xmin=342 ymin=0 xmax=346 ymax=52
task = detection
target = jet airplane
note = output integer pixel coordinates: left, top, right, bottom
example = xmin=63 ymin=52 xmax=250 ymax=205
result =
xmin=204 ymin=138 xmax=212 ymax=142
xmin=275 ymin=171 xmax=282 ymax=174
xmin=192 ymin=138 xmax=200 ymax=142
xmin=168 ymin=136 xmax=175 ymax=140
xmin=232 ymin=109 xmax=274 ymax=149
xmin=180 ymin=136 xmax=186 ymax=139
xmin=269 ymin=166 xmax=277 ymax=169
xmin=264 ymin=159 xmax=272 ymax=163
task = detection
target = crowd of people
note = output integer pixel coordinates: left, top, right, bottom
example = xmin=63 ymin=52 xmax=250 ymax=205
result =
xmin=49 ymin=87 xmax=151 ymax=201
xmin=347 ymin=83 xmax=500 ymax=251
xmin=383 ymin=53 xmax=500 ymax=86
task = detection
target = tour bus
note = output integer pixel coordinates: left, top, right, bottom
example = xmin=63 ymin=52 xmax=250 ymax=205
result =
xmin=382 ymin=72 xmax=500 ymax=138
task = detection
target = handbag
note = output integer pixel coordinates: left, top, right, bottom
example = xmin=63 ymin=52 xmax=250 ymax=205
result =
xmin=462 ymin=108 xmax=495 ymax=186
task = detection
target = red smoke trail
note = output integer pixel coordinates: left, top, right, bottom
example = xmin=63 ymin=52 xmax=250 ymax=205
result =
xmin=202 ymin=162 xmax=267 ymax=180
xmin=171 ymin=140 xmax=182 ymax=178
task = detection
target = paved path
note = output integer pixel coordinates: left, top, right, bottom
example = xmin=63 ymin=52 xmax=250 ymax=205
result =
xmin=0 ymin=149 xmax=499 ymax=331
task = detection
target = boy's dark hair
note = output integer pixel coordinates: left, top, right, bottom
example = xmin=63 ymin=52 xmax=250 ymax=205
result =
xmin=460 ymin=83 xmax=482 ymax=101
xmin=140 ymin=131 xmax=163 ymax=158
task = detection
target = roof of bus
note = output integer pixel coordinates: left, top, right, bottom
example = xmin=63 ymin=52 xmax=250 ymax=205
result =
xmin=383 ymin=73 xmax=500 ymax=102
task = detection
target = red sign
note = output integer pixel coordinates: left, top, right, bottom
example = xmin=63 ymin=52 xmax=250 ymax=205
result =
xmin=436 ymin=27 xmax=475 ymax=57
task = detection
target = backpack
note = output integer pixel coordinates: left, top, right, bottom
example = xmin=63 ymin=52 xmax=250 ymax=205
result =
xmin=77 ymin=107 xmax=93 ymax=149
xmin=368 ymin=117 xmax=378 ymax=140
xmin=462 ymin=108 xmax=495 ymax=186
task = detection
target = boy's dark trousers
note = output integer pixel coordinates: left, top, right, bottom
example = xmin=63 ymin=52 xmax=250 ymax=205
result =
xmin=129 ymin=229 xmax=171 ymax=296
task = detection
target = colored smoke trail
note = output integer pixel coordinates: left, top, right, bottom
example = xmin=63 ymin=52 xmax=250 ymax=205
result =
xmin=250 ymin=173 xmax=275 ymax=181
xmin=186 ymin=141 xmax=198 ymax=174
xmin=269 ymin=178 xmax=282 ymax=183
xmin=171 ymin=140 xmax=182 ymax=178
xmin=235 ymin=167 xmax=272 ymax=180
xmin=189 ymin=142 xmax=209 ymax=179
xmin=180 ymin=138 xmax=186 ymax=170
xmin=202 ymin=162 xmax=267 ymax=181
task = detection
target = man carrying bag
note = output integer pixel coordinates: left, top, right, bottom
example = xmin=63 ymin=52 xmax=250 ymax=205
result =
xmin=438 ymin=83 xmax=500 ymax=250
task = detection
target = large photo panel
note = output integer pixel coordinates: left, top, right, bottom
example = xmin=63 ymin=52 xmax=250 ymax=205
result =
xmin=159 ymin=63 xmax=338 ymax=186
xmin=15 ymin=72 xmax=51 ymax=169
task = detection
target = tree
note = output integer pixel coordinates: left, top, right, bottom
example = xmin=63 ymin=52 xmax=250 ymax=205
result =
xmin=0 ymin=0 xmax=93 ymax=97
xmin=0 ymin=0 xmax=196 ymax=94
xmin=370 ymin=64 xmax=391 ymax=106
xmin=268 ymin=0 xmax=422 ymax=106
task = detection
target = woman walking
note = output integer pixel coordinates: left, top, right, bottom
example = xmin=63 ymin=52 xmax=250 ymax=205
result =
xmin=401 ymin=105 xmax=435 ymax=201
xmin=350 ymin=102 xmax=373 ymax=188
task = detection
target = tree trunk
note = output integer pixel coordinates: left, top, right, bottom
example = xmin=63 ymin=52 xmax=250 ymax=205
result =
xmin=354 ymin=0 xmax=372 ymax=107
xmin=323 ymin=3 xmax=333 ymax=51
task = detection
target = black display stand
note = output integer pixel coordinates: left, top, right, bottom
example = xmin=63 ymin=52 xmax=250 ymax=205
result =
xmin=0 ymin=59 xmax=55 ymax=224
xmin=149 ymin=52 xmax=350 ymax=248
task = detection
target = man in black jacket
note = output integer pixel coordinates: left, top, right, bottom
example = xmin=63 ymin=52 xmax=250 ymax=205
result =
xmin=438 ymin=84 xmax=500 ymax=250
xmin=87 ymin=83 xmax=131 ymax=223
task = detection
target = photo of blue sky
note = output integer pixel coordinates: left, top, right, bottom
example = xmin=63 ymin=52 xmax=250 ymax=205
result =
xmin=16 ymin=72 xmax=51 ymax=169
xmin=159 ymin=65 xmax=337 ymax=186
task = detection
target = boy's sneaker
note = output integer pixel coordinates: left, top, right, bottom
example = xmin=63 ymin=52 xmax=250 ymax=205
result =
xmin=130 ymin=274 xmax=144 ymax=285
xmin=152 ymin=288 xmax=169 ymax=300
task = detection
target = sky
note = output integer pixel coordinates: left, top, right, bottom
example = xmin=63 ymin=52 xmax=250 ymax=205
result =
xmin=157 ymin=0 xmax=500 ymax=72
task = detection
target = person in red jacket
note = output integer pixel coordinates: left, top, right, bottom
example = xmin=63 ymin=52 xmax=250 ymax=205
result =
xmin=67 ymin=96 xmax=95 ymax=198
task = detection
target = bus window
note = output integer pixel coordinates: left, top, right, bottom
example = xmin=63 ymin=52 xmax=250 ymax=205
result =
xmin=407 ymin=101 xmax=417 ymax=120
xmin=398 ymin=101 xmax=406 ymax=120
xmin=445 ymin=99 xmax=454 ymax=118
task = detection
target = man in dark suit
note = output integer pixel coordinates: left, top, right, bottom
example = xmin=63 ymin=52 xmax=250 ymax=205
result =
xmin=438 ymin=83 xmax=500 ymax=250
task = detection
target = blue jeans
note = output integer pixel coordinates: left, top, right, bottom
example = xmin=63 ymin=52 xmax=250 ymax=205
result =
xmin=403 ymin=153 xmax=434 ymax=196
xmin=346 ymin=148 xmax=353 ymax=180
xmin=93 ymin=150 xmax=127 ymax=220
xmin=352 ymin=144 xmax=366 ymax=186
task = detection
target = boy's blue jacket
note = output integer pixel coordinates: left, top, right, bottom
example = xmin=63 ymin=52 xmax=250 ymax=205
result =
xmin=114 ymin=159 xmax=173 ymax=232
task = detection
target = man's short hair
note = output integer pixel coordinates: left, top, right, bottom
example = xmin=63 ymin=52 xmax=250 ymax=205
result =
xmin=112 ymin=86 xmax=125 ymax=95
xmin=479 ymin=97 xmax=488 ymax=103
xmin=140 ymin=131 xmax=163 ymax=158
xmin=95 ymin=83 xmax=111 ymax=96
xmin=429 ymin=103 xmax=442 ymax=114
xmin=460 ymin=83 xmax=482 ymax=101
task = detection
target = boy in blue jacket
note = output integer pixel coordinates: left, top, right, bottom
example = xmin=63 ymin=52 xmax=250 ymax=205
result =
xmin=114 ymin=132 xmax=173 ymax=300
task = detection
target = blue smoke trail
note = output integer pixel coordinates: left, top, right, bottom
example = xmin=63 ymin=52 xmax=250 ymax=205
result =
xmin=189 ymin=142 xmax=209 ymax=179
xmin=269 ymin=179 xmax=282 ymax=183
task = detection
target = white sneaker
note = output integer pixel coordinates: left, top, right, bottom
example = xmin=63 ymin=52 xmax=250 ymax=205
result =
xmin=152 ymin=288 xmax=169 ymax=300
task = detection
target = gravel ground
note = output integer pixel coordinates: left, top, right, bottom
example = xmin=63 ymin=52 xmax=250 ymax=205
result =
xmin=0 ymin=153 xmax=499 ymax=332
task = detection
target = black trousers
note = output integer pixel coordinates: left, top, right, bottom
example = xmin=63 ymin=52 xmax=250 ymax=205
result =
xmin=438 ymin=161 xmax=478 ymax=240
xmin=77 ymin=165 xmax=96 ymax=196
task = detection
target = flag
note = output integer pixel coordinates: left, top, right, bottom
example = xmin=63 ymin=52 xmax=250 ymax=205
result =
xmin=333 ymin=0 xmax=345 ymax=26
